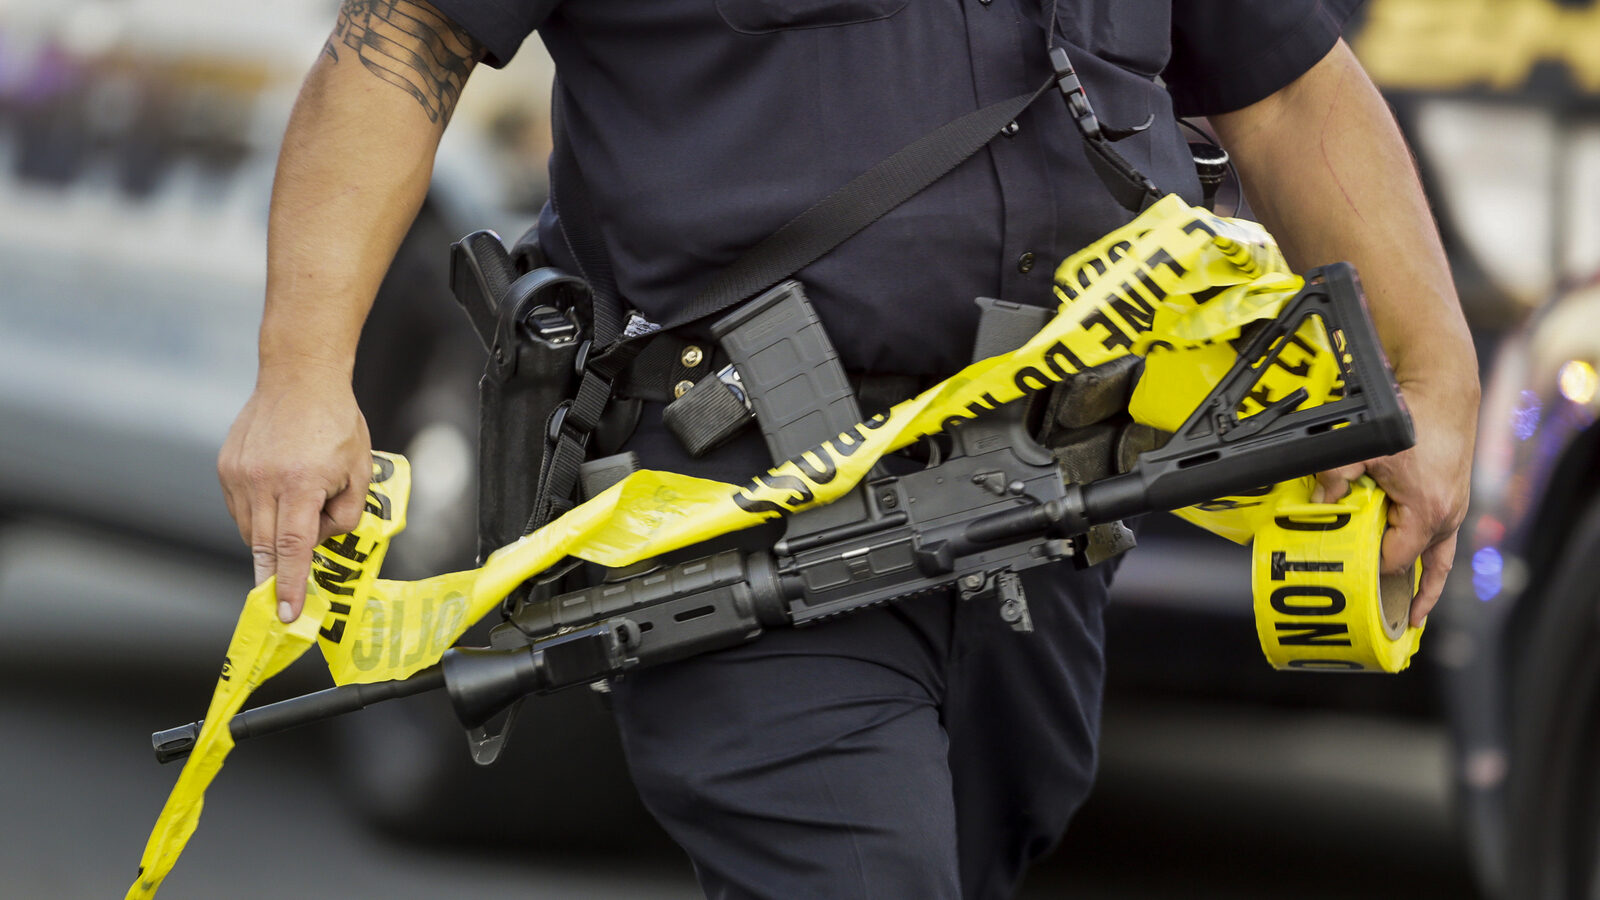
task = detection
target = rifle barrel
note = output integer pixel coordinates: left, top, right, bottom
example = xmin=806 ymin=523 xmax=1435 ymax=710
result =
xmin=151 ymin=665 xmax=445 ymax=764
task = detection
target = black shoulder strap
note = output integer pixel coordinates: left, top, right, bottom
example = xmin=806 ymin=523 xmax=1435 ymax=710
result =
xmin=658 ymin=79 xmax=1056 ymax=333
xmin=531 ymin=77 xmax=1053 ymax=534
xmin=550 ymin=85 xmax=625 ymax=349
xmin=532 ymin=47 xmax=1160 ymax=532
xmin=555 ymin=78 xmax=1062 ymax=356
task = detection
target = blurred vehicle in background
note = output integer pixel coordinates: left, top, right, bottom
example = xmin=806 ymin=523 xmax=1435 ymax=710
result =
xmin=1448 ymin=259 xmax=1600 ymax=900
xmin=1 ymin=0 xmax=1595 ymax=894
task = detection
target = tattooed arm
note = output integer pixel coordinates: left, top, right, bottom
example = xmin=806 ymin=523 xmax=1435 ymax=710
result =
xmin=323 ymin=0 xmax=478 ymax=124
xmin=218 ymin=0 xmax=485 ymax=623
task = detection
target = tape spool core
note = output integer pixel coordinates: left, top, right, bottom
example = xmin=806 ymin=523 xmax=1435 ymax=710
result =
xmin=1378 ymin=563 xmax=1415 ymax=640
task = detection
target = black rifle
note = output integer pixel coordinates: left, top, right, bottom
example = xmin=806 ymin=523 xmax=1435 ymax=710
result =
xmin=152 ymin=263 xmax=1412 ymax=765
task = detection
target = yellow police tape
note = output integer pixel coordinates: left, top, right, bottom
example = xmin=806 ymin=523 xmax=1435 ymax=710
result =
xmin=127 ymin=583 xmax=331 ymax=899
xmin=127 ymin=193 xmax=1423 ymax=897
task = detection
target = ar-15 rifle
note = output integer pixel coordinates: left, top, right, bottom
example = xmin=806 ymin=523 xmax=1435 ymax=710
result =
xmin=152 ymin=262 xmax=1412 ymax=766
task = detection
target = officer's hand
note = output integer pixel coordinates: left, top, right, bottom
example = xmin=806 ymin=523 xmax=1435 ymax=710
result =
xmin=218 ymin=368 xmax=372 ymax=623
xmin=1312 ymin=378 xmax=1477 ymax=626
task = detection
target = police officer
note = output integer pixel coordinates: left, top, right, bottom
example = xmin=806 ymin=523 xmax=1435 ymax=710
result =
xmin=218 ymin=1 xmax=1478 ymax=896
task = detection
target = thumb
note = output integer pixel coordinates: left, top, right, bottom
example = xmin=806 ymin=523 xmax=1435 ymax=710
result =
xmin=1312 ymin=463 xmax=1366 ymax=504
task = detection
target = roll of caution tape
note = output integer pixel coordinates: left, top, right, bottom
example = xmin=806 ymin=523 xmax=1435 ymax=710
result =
xmin=1250 ymin=476 xmax=1424 ymax=672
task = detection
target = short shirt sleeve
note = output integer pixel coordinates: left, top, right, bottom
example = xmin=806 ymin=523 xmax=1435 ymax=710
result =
xmin=1164 ymin=0 xmax=1362 ymax=117
xmin=426 ymin=0 xmax=555 ymax=68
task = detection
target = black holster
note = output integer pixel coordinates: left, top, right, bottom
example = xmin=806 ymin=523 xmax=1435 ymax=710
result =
xmin=449 ymin=230 xmax=587 ymax=564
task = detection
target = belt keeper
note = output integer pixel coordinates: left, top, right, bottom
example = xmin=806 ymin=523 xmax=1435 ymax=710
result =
xmin=663 ymin=373 xmax=756 ymax=457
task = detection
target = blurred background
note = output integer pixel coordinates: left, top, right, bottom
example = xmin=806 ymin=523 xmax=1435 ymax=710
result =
xmin=0 ymin=0 xmax=1597 ymax=897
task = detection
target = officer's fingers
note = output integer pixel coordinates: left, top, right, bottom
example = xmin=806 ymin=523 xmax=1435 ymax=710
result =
xmin=1312 ymin=462 xmax=1366 ymax=504
xmin=273 ymin=489 xmax=325 ymax=623
xmin=319 ymin=475 xmax=366 ymax=544
xmin=1408 ymin=533 xmax=1458 ymax=627
xmin=1378 ymin=500 xmax=1434 ymax=580
xmin=218 ymin=444 xmax=255 ymax=546
xmin=316 ymin=444 xmax=370 ymax=544
xmin=220 ymin=471 xmax=248 ymax=546
xmin=223 ymin=496 xmax=246 ymax=545
xmin=218 ymin=405 xmax=256 ymax=544
xmin=249 ymin=492 xmax=278 ymax=587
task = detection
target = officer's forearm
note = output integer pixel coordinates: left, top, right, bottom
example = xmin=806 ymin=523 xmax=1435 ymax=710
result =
xmin=258 ymin=1 xmax=481 ymax=382
xmin=1210 ymin=39 xmax=1476 ymax=392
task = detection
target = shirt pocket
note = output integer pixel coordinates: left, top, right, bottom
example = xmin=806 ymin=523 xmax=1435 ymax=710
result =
xmin=715 ymin=0 xmax=909 ymax=34
xmin=1053 ymin=0 xmax=1170 ymax=77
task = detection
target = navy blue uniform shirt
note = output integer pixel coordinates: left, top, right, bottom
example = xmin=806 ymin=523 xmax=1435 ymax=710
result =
xmin=433 ymin=0 xmax=1355 ymax=378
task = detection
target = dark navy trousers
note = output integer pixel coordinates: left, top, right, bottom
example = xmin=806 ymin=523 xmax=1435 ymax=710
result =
xmin=608 ymin=554 xmax=1111 ymax=899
